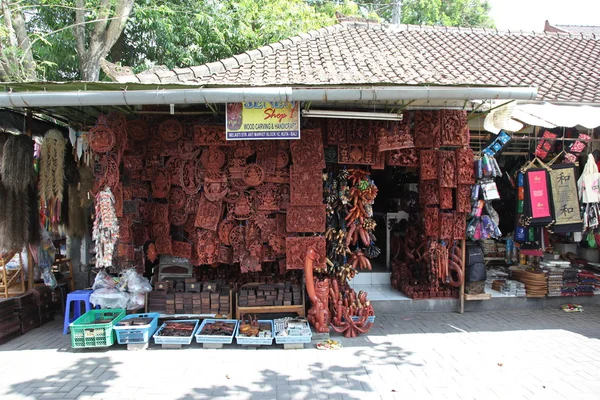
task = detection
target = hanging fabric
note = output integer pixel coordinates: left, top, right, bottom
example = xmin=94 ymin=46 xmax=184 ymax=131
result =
xmin=549 ymin=164 xmax=583 ymax=233
xmin=93 ymin=187 xmax=120 ymax=269
xmin=523 ymin=168 xmax=554 ymax=226
xmin=577 ymin=154 xmax=600 ymax=204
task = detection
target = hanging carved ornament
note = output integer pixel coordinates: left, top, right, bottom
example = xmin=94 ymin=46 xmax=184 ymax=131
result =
xmin=424 ymin=207 xmax=440 ymax=238
xmin=146 ymin=135 xmax=163 ymax=156
xmin=159 ymin=119 xmax=184 ymax=142
xmin=348 ymin=120 xmax=375 ymax=145
xmin=183 ymin=214 xmax=196 ymax=233
xmin=224 ymin=188 xmax=242 ymax=204
xmin=440 ymin=212 xmax=455 ymax=240
xmin=337 ymin=145 xmax=381 ymax=165
xmin=193 ymin=125 xmax=227 ymax=146
xmin=255 ymin=183 xmax=279 ymax=212
xmin=194 ymin=194 xmax=223 ymax=231
xmin=263 ymin=244 xmax=275 ymax=262
xmin=255 ymin=142 xmax=277 ymax=174
xmin=204 ymin=182 xmax=229 ymax=202
xmin=229 ymin=225 xmax=246 ymax=252
xmin=419 ymin=181 xmax=439 ymax=206
xmin=439 ymin=187 xmax=453 ymax=210
xmin=454 ymin=213 xmax=467 ymax=240
xmin=161 ymin=140 xmax=179 ymax=157
xmin=372 ymin=151 xmax=385 ymax=170
xmin=154 ymin=204 xmax=169 ymax=224
xmin=185 ymin=193 xmax=201 ymax=215
xmin=275 ymin=149 xmax=290 ymax=169
xmin=152 ymin=223 xmax=170 ymax=239
xmin=229 ymin=178 xmax=248 ymax=191
xmin=196 ymin=230 xmax=219 ymax=265
xmin=200 ymin=147 xmax=226 ymax=171
xmin=177 ymin=134 xmax=201 ymax=160
xmin=290 ymin=128 xmax=325 ymax=169
xmin=94 ymin=154 xmax=120 ymax=192
xmin=265 ymin=168 xmax=289 ymax=184
xmin=217 ymin=245 xmax=233 ymax=264
xmin=142 ymin=202 xmax=156 ymax=221
xmin=324 ymin=146 xmax=338 ymax=164
xmin=227 ymin=191 xmax=256 ymax=220
xmin=285 ymin=236 xmax=326 ymax=270
xmin=240 ymin=253 xmax=262 ymax=273
xmin=107 ymin=112 xmax=128 ymax=154
xmin=172 ymin=241 xmax=192 ymax=260
xmin=242 ymin=164 xmax=265 ymax=187
xmin=168 ymin=187 xmax=186 ymax=210
xmin=441 ymin=110 xmax=469 ymax=147
xmin=387 ymin=148 xmax=419 ymax=167
xmin=128 ymin=137 xmax=147 ymax=158
xmin=455 ymin=148 xmax=475 ymax=185
xmin=155 ymin=236 xmax=173 ymax=255
xmin=414 ymin=111 xmax=442 ymax=149
xmin=268 ymin=233 xmax=286 ymax=256
xmin=456 ymin=185 xmax=472 ymax=213
xmin=118 ymin=244 xmax=135 ymax=261
xmin=147 ymin=243 xmax=158 ymax=263
xmin=253 ymin=212 xmax=271 ymax=235
xmin=151 ymin=168 xmax=170 ymax=198
xmin=132 ymin=223 xmax=148 ymax=247
xmin=326 ymin=119 xmax=346 ymax=145
xmin=420 ymin=150 xmax=438 ymax=181
xmin=123 ymin=155 xmax=143 ymax=171
xmin=126 ymin=119 xmax=149 ymax=141
xmin=279 ymin=184 xmax=290 ymax=210
xmin=140 ymin=165 xmax=154 ymax=182
xmin=166 ymin=157 xmax=184 ymax=186
xmin=88 ymin=120 xmax=116 ymax=153
xmin=438 ymin=151 xmax=457 ymax=188
xmin=287 ymin=205 xmax=326 ymax=233
xmin=228 ymin=157 xmax=246 ymax=179
xmin=234 ymin=142 xmax=255 ymax=158
xmin=376 ymin=117 xmax=414 ymax=151
xmin=290 ymin=166 xmax=322 ymax=206
xmin=218 ymin=219 xmax=237 ymax=245
xmin=180 ymin=159 xmax=202 ymax=195
xmin=170 ymin=208 xmax=188 ymax=227
xmin=132 ymin=182 xmax=150 ymax=198
xmin=119 ymin=217 xmax=132 ymax=244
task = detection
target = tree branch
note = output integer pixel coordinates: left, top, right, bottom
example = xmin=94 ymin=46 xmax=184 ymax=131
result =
xmin=74 ymin=0 xmax=85 ymax=56
xmin=92 ymin=0 xmax=112 ymax=41
xmin=101 ymin=0 xmax=134 ymax=54
xmin=10 ymin=3 xmax=36 ymax=80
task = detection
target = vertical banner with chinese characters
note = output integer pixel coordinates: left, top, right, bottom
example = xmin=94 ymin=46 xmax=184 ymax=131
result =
xmin=550 ymin=164 xmax=583 ymax=232
xmin=226 ymin=102 xmax=300 ymax=140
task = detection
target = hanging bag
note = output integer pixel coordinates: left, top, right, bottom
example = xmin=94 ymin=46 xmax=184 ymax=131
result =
xmin=578 ymin=154 xmax=600 ymax=204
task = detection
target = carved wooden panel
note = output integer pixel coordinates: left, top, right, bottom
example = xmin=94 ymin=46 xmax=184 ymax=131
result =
xmin=441 ymin=110 xmax=468 ymax=147
xmin=290 ymin=128 xmax=325 ymax=169
xmin=456 ymin=185 xmax=472 ymax=213
xmin=326 ymin=119 xmax=347 ymax=145
xmin=177 ymin=132 xmax=200 ymax=160
xmin=286 ymin=205 xmax=326 ymax=233
xmin=159 ymin=119 xmax=184 ymax=142
xmin=126 ymin=119 xmax=149 ymax=141
xmin=290 ymin=166 xmax=322 ymax=206
xmin=438 ymin=151 xmax=456 ymax=188
xmin=278 ymin=184 xmax=290 ymax=210
xmin=185 ymin=193 xmax=200 ymax=215
xmin=172 ymin=241 xmax=192 ymax=260
xmin=88 ymin=121 xmax=116 ymax=153
xmin=154 ymin=204 xmax=169 ymax=224
xmin=439 ymin=187 xmax=453 ymax=210
xmin=455 ymin=148 xmax=475 ymax=185
xmin=200 ymin=147 xmax=226 ymax=171
xmin=338 ymin=145 xmax=381 ymax=165
xmin=203 ymin=181 xmax=229 ymax=202
xmin=193 ymin=125 xmax=227 ymax=146
xmin=152 ymin=223 xmax=170 ymax=239
xmin=424 ymin=207 xmax=439 ymax=238
xmin=285 ymin=236 xmax=326 ymax=270
xmin=255 ymin=183 xmax=280 ymax=212
xmin=217 ymin=245 xmax=233 ymax=264
xmin=376 ymin=118 xmax=413 ymax=151
xmin=123 ymin=155 xmax=143 ymax=171
xmin=227 ymin=191 xmax=256 ymax=220
xmin=387 ymin=148 xmax=419 ymax=167
xmin=439 ymin=212 xmax=454 ymax=240
xmin=151 ymin=168 xmax=170 ymax=198
xmin=255 ymin=142 xmax=277 ymax=174
xmin=170 ymin=208 xmax=187 ymax=226
xmin=195 ymin=230 xmax=219 ymax=265
xmin=346 ymin=120 xmax=374 ymax=145
xmin=168 ymin=187 xmax=186 ymax=210
xmin=218 ymin=219 xmax=237 ymax=245
xmin=414 ymin=111 xmax=442 ymax=149
xmin=243 ymin=164 xmax=265 ymax=187
xmin=453 ymin=213 xmax=467 ymax=240
xmin=155 ymin=236 xmax=172 ymax=255
xmin=194 ymin=194 xmax=223 ymax=230
xmin=180 ymin=159 xmax=202 ymax=195
xmin=419 ymin=181 xmax=439 ymax=206
xmin=419 ymin=150 xmax=438 ymax=181
xmin=114 ymin=183 xmax=124 ymax=218
xmin=131 ymin=182 xmax=150 ymax=198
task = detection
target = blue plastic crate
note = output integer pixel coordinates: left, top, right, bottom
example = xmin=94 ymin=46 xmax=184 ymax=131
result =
xmin=113 ymin=313 xmax=160 ymax=344
xmin=275 ymin=324 xmax=312 ymax=344
xmin=351 ymin=315 xmax=376 ymax=324
xmin=153 ymin=319 xmax=199 ymax=345
xmin=195 ymin=319 xmax=238 ymax=344
xmin=235 ymin=320 xmax=274 ymax=346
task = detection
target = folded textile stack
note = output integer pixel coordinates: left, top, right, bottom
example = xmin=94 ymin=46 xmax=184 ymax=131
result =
xmin=577 ymin=270 xmax=599 ymax=296
xmin=545 ymin=267 xmax=564 ymax=297
xmin=561 ymin=268 xmax=579 ymax=297
xmin=499 ymin=279 xmax=526 ymax=296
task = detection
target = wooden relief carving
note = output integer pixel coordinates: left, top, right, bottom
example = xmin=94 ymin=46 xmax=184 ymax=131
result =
xmin=227 ymin=191 xmax=256 ymax=220
xmin=154 ymin=204 xmax=169 ymax=224
xmin=229 ymin=225 xmax=246 ymax=263
xmin=204 ymin=182 xmax=229 ymax=202
xmin=200 ymin=147 xmax=226 ymax=171
xmin=376 ymin=118 xmax=413 ymax=151
xmin=194 ymin=194 xmax=223 ymax=231
xmin=185 ymin=193 xmax=200 ymax=214
xmin=159 ymin=119 xmax=184 ymax=142
xmin=193 ymin=125 xmax=227 ymax=146
xmin=146 ymin=134 xmax=163 ymax=157
xmin=275 ymin=150 xmax=289 ymax=169
xmin=346 ymin=120 xmax=373 ymax=145
xmin=453 ymin=213 xmax=467 ymax=240
xmin=255 ymin=142 xmax=277 ymax=174
xmin=414 ymin=111 xmax=442 ymax=149
xmin=285 ymin=236 xmax=326 ymax=270
xmin=286 ymin=205 xmax=326 ymax=232
xmin=326 ymin=119 xmax=347 ymax=145
xmin=172 ymin=241 xmax=192 ymax=260
xmin=257 ymin=215 xmax=276 ymax=242
xmin=438 ymin=151 xmax=456 ymax=188
xmin=256 ymin=183 xmax=280 ymax=212
xmin=387 ymin=148 xmax=419 ymax=167
xmin=88 ymin=121 xmax=116 ymax=153
xmin=224 ymin=188 xmax=242 ymax=204
xmin=123 ymin=155 xmax=143 ymax=171
xmin=155 ymin=236 xmax=172 ymax=255
xmin=338 ymin=145 xmax=381 ymax=165
xmin=217 ymin=245 xmax=233 ymax=264
xmin=123 ymin=186 xmax=133 ymax=201
xmin=424 ymin=207 xmax=439 ymax=238
xmin=419 ymin=150 xmax=438 ymax=181
xmin=151 ymin=168 xmax=170 ymax=198
xmin=152 ymin=223 xmax=170 ymax=239
xmin=168 ymin=187 xmax=186 ymax=210
xmin=440 ymin=212 xmax=454 ymax=240
xmin=439 ymin=187 xmax=453 ymax=210
xmin=195 ymin=230 xmax=219 ymax=265
xmin=177 ymin=133 xmax=200 ymax=160
xmin=123 ymin=201 xmax=138 ymax=216
xmin=279 ymin=184 xmax=290 ymax=211
xmin=218 ymin=219 xmax=237 ymax=245
xmin=455 ymin=148 xmax=475 ymax=185
xmin=131 ymin=182 xmax=150 ymax=199
xmin=265 ymin=168 xmax=289 ymax=184
xmin=290 ymin=128 xmax=325 ymax=169
xmin=290 ymin=166 xmax=322 ymax=206
xmin=119 ymin=217 xmax=132 ymax=244
xmin=243 ymin=164 xmax=265 ymax=187
xmin=126 ymin=119 xmax=149 ymax=141
xmin=142 ymin=202 xmax=156 ymax=221
xmin=180 ymin=159 xmax=202 ymax=195
xmin=441 ymin=110 xmax=468 ymax=147
xmin=419 ymin=181 xmax=439 ymax=206
xmin=227 ymin=156 xmax=246 ymax=179
xmin=170 ymin=208 xmax=187 ymax=227
xmin=456 ymin=185 xmax=472 ymax=213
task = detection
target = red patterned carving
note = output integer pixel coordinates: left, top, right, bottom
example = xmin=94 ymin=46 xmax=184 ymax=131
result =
xmin=88 ymin=121 xmax=116 ymax=153
xmin=217 ymin=245 xmax=233 ymax=264
xmin=376 ymin=118 xmax=413 ymax=151
xmin=227 ymin=191 xmax=256 ymax=220
xmin=441 ymin=110 xmax=468 ymax=147
xmin=193 ymin=125 xmax=227 ymax=146
xmin=243 ymin=164 xmax=265 ymax=187
xmin=347 ymin=120 xmax=374 ymax=145
xmin=255 ymin=142 xmax=277 ymax=174
xmin=183 ymin=215 xmax=196 ymax=233
xmin=290 ymin=166 xmax=322 ymax=206
xmin=172 ymin=241 xmax=192 ymax=259
xmin=131 ymin=183 xmax=149 ymax=199
xmin=286 ymin=236 xmax=326 ymax=270
xmin=123 ymin=155 xmax=143 ymax=171
xmin=132 ymin=223 xmax=148 ymax=247
xmin=155 ymin=236 xmax=172 ymax=255
xmin=419 ymin=181 xmax=439 ymax=206
xmin=146 ymin=135 xmax=163 ymax=157
xmin=227 ymin=157 xmax=246 ymax=179
xmin=224 ymin=188 xmax=241 ymax=204
xmin=170 ymin=208 xmax=187 ymax=226
xmin=165 ymin=158 xmax=182 ymax=187
xmin=177 ymin=134 xmax=200 ymax=160
xmin=114 ymin=183 xmax=124 ymax=218
xmin=456 ymin=148 xmax=475 ymax=185
xmin=185 ymin=193 xmax=200 ymax=214
xmin=414 ymin=111 xmax=442 ymax=149
xmin=118 ymin=244 xmax=135 ymax=260
xmin=123 ymin=187 xmax=132 ymax=201
xmin=161 ymin=140 xmax=178 ymax=157
xmin=152 ymin=223 xmax=170 ymax=239
xmin=218 ymin=219 xmax=236 ymax=245
xmin=154 ymin=204 xmax=169 ymax=224
xmin=126 ymin=119 xmax=149 ymax=141
xmin=440 ymin=212 xmax=454 ymax=240
xmin=119 ymin=217 xmax=132 ymax=244
xmin=151 ymin=168 xmax=170 ymax=198
xmin=269 ymin=234 xmax=286 ymax=256
xmin=387 ymin=148 xmax=419 ymax=167
xmin=147 ymin=243 xmax=158 ymax=263
xmin=204 ymin=182 xmax=229 ymax=202
xmin=200 ymin=147 xmax=226 ymax=171
xmin=159 ymin=119 xmax=184 ymax=142
xmin=419 ymin=150 xmax=438 ymax=181
xmin=279 ymin=184 xmax=290 ymax=210
xmin=180 ymin=159 xmax=201 ymax=195
xmin=265 ymin=168 xmax=289 ymax=184
xmin=453 ymin=213 xmax=467 ymax=240
xmin=255 ymin=183 xmax=279 ymax=211
xmin=275 ymin=150 xmax=289 ymax=169
xmin=337 ymin=145 xmax=381 ymax=165
xmin=326 ymin=119 xmax=347 ymax=145
xmin=168 ymin=187 xmax=185 ymax=210
xmin=229 ymin=226 xmax=245 ymax=252
xmin=456 ymin=185 xmax=472 ymax=213
xmin=195 ymin=230 xmax=219 ymax=265
xmin=438 ymin=151 xmax=456 ymax=188
xmin=142 ymin=202 xmax=156 ymax=221
xmin=108 ymin=113 xmax=128 ymax=155
xmin=229 ymin=179 xmax=248 ymax=191
xmin=290 ymin=128 xmax=325 ymax=169
xmin=287 ymin=205 xmax=326 ymax=232
xmin=194 ymin=194 xmax=222 ymax=230
xmin=424 ymin=208 xmax=439 ymax=238
xmin=439 ymin=187 xmax=453 ymax=210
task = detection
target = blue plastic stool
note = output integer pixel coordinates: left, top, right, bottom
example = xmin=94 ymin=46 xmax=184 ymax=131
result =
xmin=63 ymin=290 xmax=94 ymax=334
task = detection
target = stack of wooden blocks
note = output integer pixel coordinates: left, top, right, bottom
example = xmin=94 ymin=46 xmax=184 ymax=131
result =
xmin=0 ymin=298 xmax=20 ymax=345
xmin=33 ymin=286 xmax=55 ymax=326
xmin=13 ymin=292 xmax=40 ymax=335
xmin=147 ymin=280 xmax=231 ymax=316
xmin=238 ymin=283 xmax=302 ymax=307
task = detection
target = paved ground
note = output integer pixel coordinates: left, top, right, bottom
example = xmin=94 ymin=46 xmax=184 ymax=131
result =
xmin=1 ymin=307 xmax=600 ymax=400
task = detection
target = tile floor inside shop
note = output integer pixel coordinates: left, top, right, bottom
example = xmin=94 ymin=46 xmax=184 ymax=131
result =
xmin=2 ymin=307 xmax=600 ymax=400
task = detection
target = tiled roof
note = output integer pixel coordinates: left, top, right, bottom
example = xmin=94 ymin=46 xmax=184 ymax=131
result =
xmin=555 ymin=25 xmax=600 ymax=36
xmin=119 ymin=22 xmax=600 ymax=104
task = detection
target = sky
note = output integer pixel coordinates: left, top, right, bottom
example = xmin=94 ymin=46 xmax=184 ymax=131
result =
xmin=488 ymin=0 xmax=600 ymax=31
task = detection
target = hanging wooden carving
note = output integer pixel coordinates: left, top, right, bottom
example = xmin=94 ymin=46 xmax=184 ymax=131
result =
xmin=326 ymin=119 xmax=347 ymax=145
xmin=151 ymin=168 xmax=170 ymax=198
xmin=229 ymin=178 xmax=248 ymax=191
xmin=439 ymin=187 xmax=453 ymax=210
xmin=424 ymin=207 xmax=439 ymax=238
xmin=180 ymin=159 xmax=202 ymax=195
xmin=195 ymin=230 xmax=219 ymax=264
xmin=185 ymin=193 xmax=200 ymax=215
xmin=132 ymin=182 xmax=150 ymax=199
xmin=286 ymin=236 xmax=326 ymax=270
xmin=126 ymin=119 xmax=149 ymax=141
xmin=119 ymin=217 xmax=132 ymax=244
xmin=217 ymin=245 xmax=233 ymax=264
xmin=441 ymin=110 xmax=468 ymax=147
xmin=227 ymin=156 xmax=246 ymax=179
xmin=142 ymin=202 xmax=156 ymax=221
xmin=218 ymin=219 xmax=236 ymax=245
xmin=183 ymin=215 xmax=196 ymax=233
xmin=155 ymin=236 xmax=173 ymax=255
xmin=88 ymin=120 xmax=116 ymax=153
xmin=290 ymin=166 xmax=322 ymax=206
xmin=290 ymin=128 xmax=325 ymax=169
xmin=275 ymin=150 xmax=289 ymax=169
xmin=159 ymin=119 xmax=184 ymax=142
xmin=229 ymin=225 xmax=246 ymax=263
xmin=154 ymin=204 xmax=169 ymax=224
xmin=123 ymin=155 xmax=143 ymax=171
xmin=200 ymin=147 xmax=226 ymax=171
xmin=279 ymin=184 xmax=290 ymax=210
xmin=255 ymin=183 xmax=279 ymax=211
xmin=346 ymin=120 xmax=373 ymax=145
xmin=455 ymin=148 xmax=475 ymax=185
xmin=108 ymin=112 xmax=128 ymax=154
xmin=194 ymin=194 xmax=223 ymax=230
xmin=456 ymin=185 xmax=472 ymax=213
xmin=419 ymin=181 xmax=439 ymax=206
xmin=132 ymin=223 xmax=148 ymax=247
xmin=440 ymin=212 xmax=454 ymax=240
xmin=224 ymin=187 xmax=242 ymax=204
xmin=243 ymin=164 xmax=265 ymax=187
xmin=118 ymin=244 xmax=135 ymax=261
xmin=387 ymin=148 xmax=419 ymax=167
xmin=324 ymin=146 xmax=338 ymax=164
xmin=453 ymin=213 xmax=467 ymax=240
xmin=419 ymin=150 xmax=438 ymax=181
xmin=265 ymin=168 xmax=289 ymax=184
xmin=170 ymin=208 xmax=187 ymax=227
xmin=269 ymin=234 xmax=286 ymax=256
xmin=414 ymin=111 xmax=442 ymax=149
xmin=152 ymin=223 xmax=170 ymax=239
xmin=172 ymin=241 xmax=192 ymax=260
xmin=193 ymin=125 xmax=227 ymax=146
xmin=287 ymin=205 xmax=326 ymax=232
xmin=204 ymin=181 xmax=229 ymax=202
xmin=168 ymin=187 xmax=186 ymax=210
xmin=227 ymin=191 xmax=256 ymax=220
xmin=255 ymin=142 xmax=277 ymax=174
xmin=438 ymin=151 xmax=456 ymax=188
xmin=376 ymin=118 xmax=413 ymax=151
xmin=177 ymin=134 xmax=200 ymax=160
xmin=146 ymin=135 xmax=163 ymax=157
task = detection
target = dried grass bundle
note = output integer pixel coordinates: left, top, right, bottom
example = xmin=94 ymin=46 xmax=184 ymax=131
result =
xmin=66 ymin=184 xmax=88 ymax=239
xmin=39 ymin=129 xmax=66 ymax=203
xmin=78 ymin=165 xmax=94 ymax=206
xmin=1 ymin=134 xmax=34 ymax=193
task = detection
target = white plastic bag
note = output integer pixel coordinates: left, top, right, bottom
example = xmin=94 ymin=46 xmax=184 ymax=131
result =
xmin=92 ymin=269 xmax=118 ymax=290
xmin=90 ymin=288 xmax=130 ymax=309
xmin=121 ymin=269 xmax=152 ymax=294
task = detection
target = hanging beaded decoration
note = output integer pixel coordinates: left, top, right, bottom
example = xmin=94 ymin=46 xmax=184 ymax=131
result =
xmin=159 ymin=119 xmax=184 ymax=142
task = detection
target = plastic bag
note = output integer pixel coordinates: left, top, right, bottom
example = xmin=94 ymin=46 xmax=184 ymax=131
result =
xmin=90 ymin=288 xmax=130 ymax=309
xmin=121 ymin=269 xmax=152 ymax=294
xmin=578 ymin=154 xmax=600 ymax=203
xmin=92 ymin=269 xmax=118 ymax=290
xmin=127 ymin=292 xmax=146 ymax=310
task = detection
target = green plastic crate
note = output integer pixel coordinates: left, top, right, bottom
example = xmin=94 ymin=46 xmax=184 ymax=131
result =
xmin=70 ymin=309 xmax=125 ymax=348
